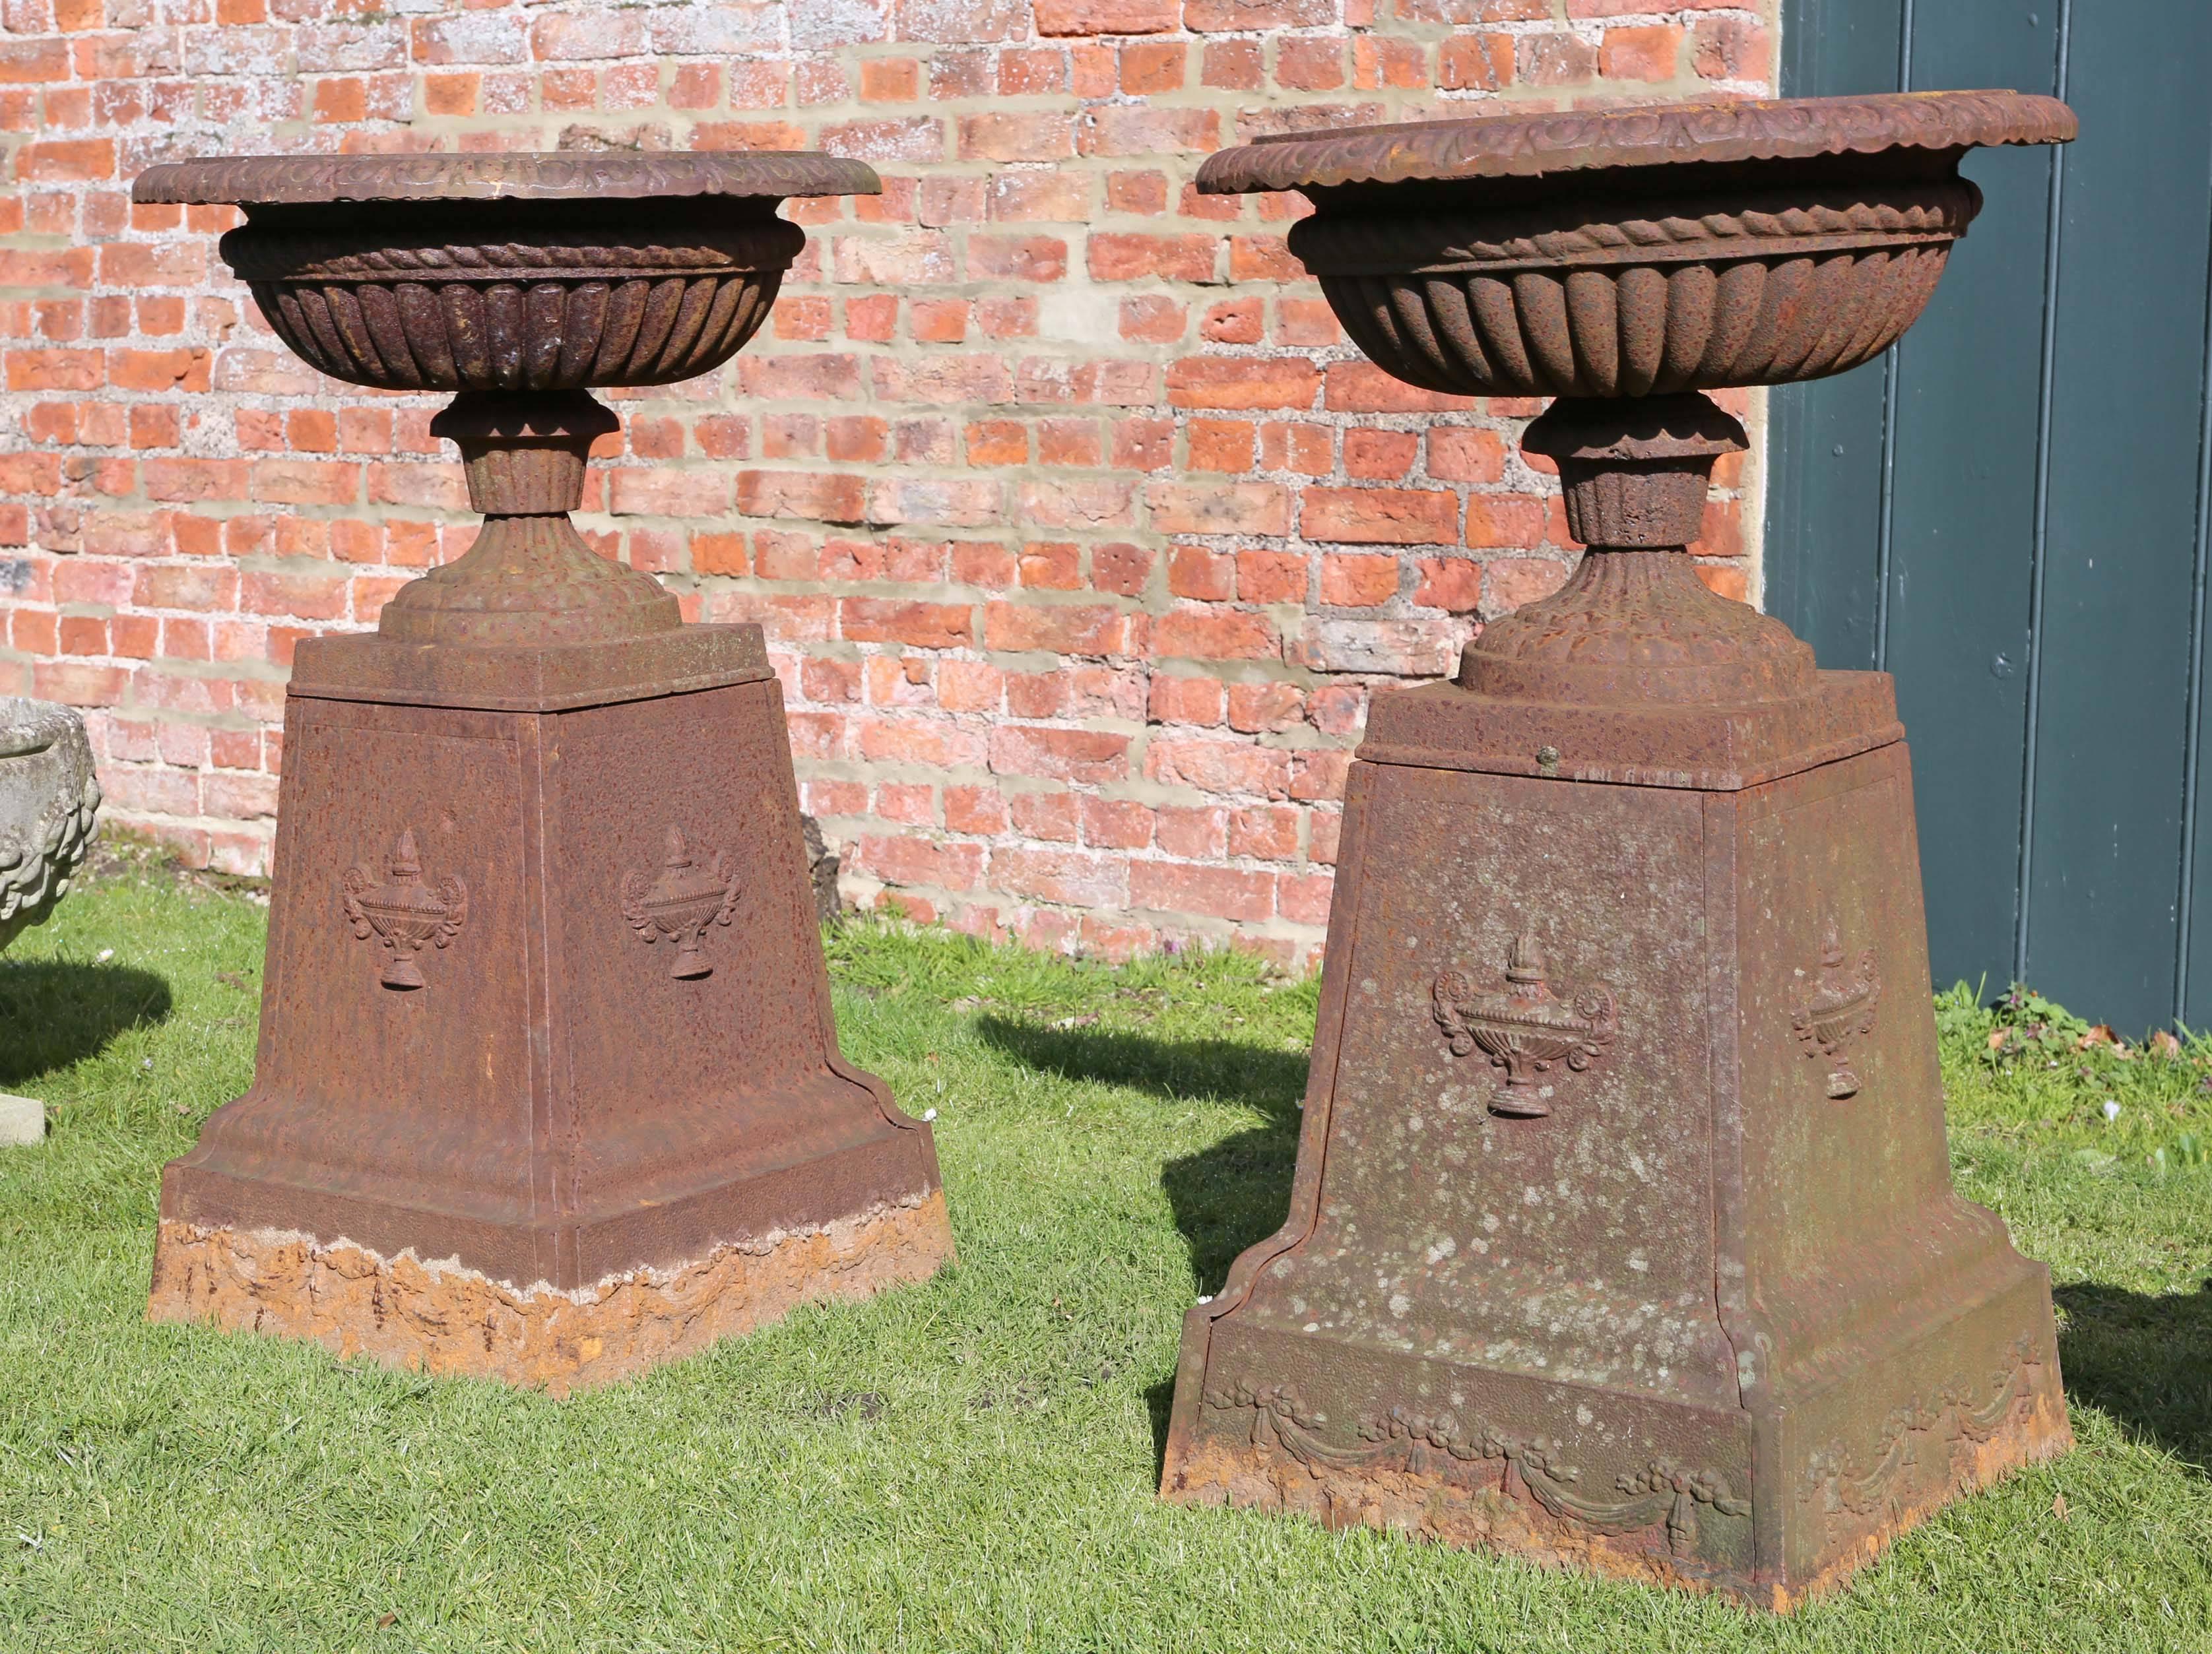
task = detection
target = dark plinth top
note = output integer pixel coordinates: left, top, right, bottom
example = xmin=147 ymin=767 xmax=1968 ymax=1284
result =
xmin=132 ymin=150 xmax=882 ymax=207
xmin=1196 ymin=90 xmax=2077 ymax=195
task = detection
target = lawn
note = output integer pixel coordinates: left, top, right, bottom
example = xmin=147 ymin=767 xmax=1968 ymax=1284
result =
xmin=0 ymin=858 xmax=2207 ymax=1653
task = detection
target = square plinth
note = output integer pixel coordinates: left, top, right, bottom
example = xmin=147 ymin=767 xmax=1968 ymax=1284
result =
xmin=1161 ymin=676 xmax=2067 ymax=1608
xmin=150 ymin=625 xmax=952 ymax=1393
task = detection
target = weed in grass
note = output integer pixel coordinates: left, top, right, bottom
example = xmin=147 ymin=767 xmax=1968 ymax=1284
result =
xmin=0 ymin=876 xmax=2205 ymax=1652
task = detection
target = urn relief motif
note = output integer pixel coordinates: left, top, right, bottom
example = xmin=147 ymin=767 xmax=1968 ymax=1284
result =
xmin=1431 ymin=930 xmax=1617 ymax=1116
xmin=340 ymin=829 xmax=467 ymax=991
xmin=621 ymin=825 xmax=741 ymax=980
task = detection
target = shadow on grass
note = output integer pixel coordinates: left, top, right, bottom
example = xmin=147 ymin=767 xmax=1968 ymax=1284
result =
xmin=2055 ymin=1279 xmax=2212 ymax=1475
xmin=0 ymin=959 xmax=172 ymax=1089
xmin=973 ymin=1014 xmax=1306 ymax=1290
xmin=974 ymin=1014 xmax=1309 ymax=1115
xmin=975 ymin=1015 xmax=1311 ymax=1479
xmin=975 ymin=1013 xmax=1306 ymax=1288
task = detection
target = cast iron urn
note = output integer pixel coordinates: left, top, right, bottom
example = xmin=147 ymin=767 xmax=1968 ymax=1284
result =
xmin=133 ymin=153 xmax=952 ymax=1393
xmin=1160 ymin=92 xmax=2078 ymax=1608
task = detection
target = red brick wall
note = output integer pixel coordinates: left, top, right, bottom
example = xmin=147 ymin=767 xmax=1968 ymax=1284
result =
xmin=0 ymin=0 xmax=1776 ymax=967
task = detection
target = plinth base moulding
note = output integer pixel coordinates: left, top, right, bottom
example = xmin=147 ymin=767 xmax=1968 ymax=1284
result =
xmin=148 ymin=1194 xmax=950 ymax=1396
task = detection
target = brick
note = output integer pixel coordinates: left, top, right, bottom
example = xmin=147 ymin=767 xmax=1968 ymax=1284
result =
xmin=1020 ymin=478 xmax=1135 ymax=529
xmin=1303 ymin=487 xmax=1458 ymax=546
xmin=737 ymin=470 xmax=868 ymax=526
xmin=1035 ymin=0 xmax=1176 ymax=32
xmin=1344 ymin=429 xmax=1418 ymax=479
xmin=1600 ymin=24 xmax=1679 ymax=82
xmin=1150 ymin=672 xmax=1225 ymax=725
xmin=1324 ymin=361 xmax=1480 ymax=414
xmin=1693 ymin=17 xmax=1770 ymax=81
xmin=1146 ymin=482 xmax=1290 ymax=536
xmin=1129 ymin=859 xmax=1273 ymax=923
xmin=992 ymin=846 xmax=1126 ymax=907
xmin=841 ymin=598 xmax=973 ymax=649
xmin=1696 ymin=561 xmax=1750 ymax=603
xmin=967 ymin=235 xmax=1068 ymax=283
xmin=983 ymin=602 xmax=1128 ymax=655
xmin=531 ymin=12 xmax=647 ymax=60
xmin=606 ymin=464 xmax=734 ymax=517
xmin=1187 ymin=0 xmax=1330 ymax=26
xmin=1168 ymin=356 xmax=1318 ymax=411
xmin=1520 ymin=33 xmax=1598 ymax=86
xmin=959 ymin=111 xmax=1074 ymax=163
xmin=990 ymin=724 xmax=1131 ymax=784
xmin=1146 ymin=607 xmax=1280 ymax=661
xmin=1079 ymin=106 xmax=1219 ymax=157
xmin=1320 ymin=553 xmax=1400 ymax=606
xmin=1091 ymin=542 xmax=1154 ymax=596
xmin=853 ymin=835 xmax=985 ymax=892
xmin=1089 ymin=234 xmax=1217 ymax=284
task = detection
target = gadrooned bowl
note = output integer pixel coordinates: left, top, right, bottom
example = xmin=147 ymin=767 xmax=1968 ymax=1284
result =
xmin=131 ymin=152 xmax=882 ymax=394
xmin=1198 ymin=92 xmax=2077 ymax=400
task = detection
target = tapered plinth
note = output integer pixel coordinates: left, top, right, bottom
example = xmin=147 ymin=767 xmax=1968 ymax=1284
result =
xmin=150 ymin=629 xmax=952 ymax=1393
xmin=1161 ymin=662 xmax=2068 ymax=1607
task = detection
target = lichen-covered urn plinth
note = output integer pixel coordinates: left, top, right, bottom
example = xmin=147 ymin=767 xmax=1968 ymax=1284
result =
xmin=131 ymin=153 xmax=951 ymax=1387
xmin=1162 ymin=93 xmax=2078 ymax=1609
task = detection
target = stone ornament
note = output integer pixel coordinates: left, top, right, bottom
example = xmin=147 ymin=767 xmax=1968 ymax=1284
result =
xmin=0 ymin=698 xmax=101 ymax=955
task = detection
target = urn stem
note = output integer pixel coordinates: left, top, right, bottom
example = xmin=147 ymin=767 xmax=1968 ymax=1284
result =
xmin=375 ymin=390 xmax=682 ymax=649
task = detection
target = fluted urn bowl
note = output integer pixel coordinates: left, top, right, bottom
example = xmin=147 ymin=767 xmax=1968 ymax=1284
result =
xmin=133 ymin=152 xmax=881 ymax=395
xmin=129 ymin=152 xmax=881 ymax=651
xmin=1200 ymin=92 xmax=2077 ymax=399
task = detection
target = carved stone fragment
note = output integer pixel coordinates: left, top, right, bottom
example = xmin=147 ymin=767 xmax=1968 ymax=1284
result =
xmin=0 ymin=698 xmax=100 ymax=955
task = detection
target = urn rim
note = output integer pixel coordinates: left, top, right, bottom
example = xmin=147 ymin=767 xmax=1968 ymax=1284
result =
xmin=131 ymin=150 xmax=882 ymax=208
xmin=1195 ymin=90 xmax=2076 ymax=197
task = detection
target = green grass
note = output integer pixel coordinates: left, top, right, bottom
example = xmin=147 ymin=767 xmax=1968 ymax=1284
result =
xmin=0 ymin=866 xmax=2207 ymax=1653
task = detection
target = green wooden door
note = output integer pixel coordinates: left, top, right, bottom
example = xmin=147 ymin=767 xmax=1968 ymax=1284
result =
xmin=1770 ymin=0 xmax=2212 ymax=1033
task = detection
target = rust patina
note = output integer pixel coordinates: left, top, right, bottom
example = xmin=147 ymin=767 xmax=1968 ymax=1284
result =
xmin=1161 ymin=92 xmax=2077 ymax=1608
xmin=134 ymin=152 xmax=952 ymax=1393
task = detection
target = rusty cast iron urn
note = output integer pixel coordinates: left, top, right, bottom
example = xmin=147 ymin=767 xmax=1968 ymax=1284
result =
xmin=131 ymin=153 xmax=952 ymax=1393
xmin=1160 ymin=93 xmax=2079 ymax=1607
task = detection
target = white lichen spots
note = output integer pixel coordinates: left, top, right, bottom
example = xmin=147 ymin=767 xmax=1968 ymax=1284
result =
xmin=1625 ymin=1150 xmax=1650 ymax=1181
xmin=1576 ymin=1404 xmax=1594 ymax=1426
xmin=1425 ymin=1236 xmax=1456 ymax=1265
xmin=1521 ymin=1186 xmax=1543 ymax=1206
xmin=1359 ymin=978 xmax=1379 ymax=998
xmin=1303 ymin=1321 xmax=1320 ymax=1333
xmin=1736 ymin=1347 xmax=1759 ymax=1389
xmin=1481 ymin=1213 xmax=1501 ymax=1233
xmin=1627 ymin=1252 xmax=1648 ymax=1273
xmin=1388 ymin=1293 xmax=1411 ymax=1318
xmin=1469 ymin=1238 xmax=1489 ymax=1254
